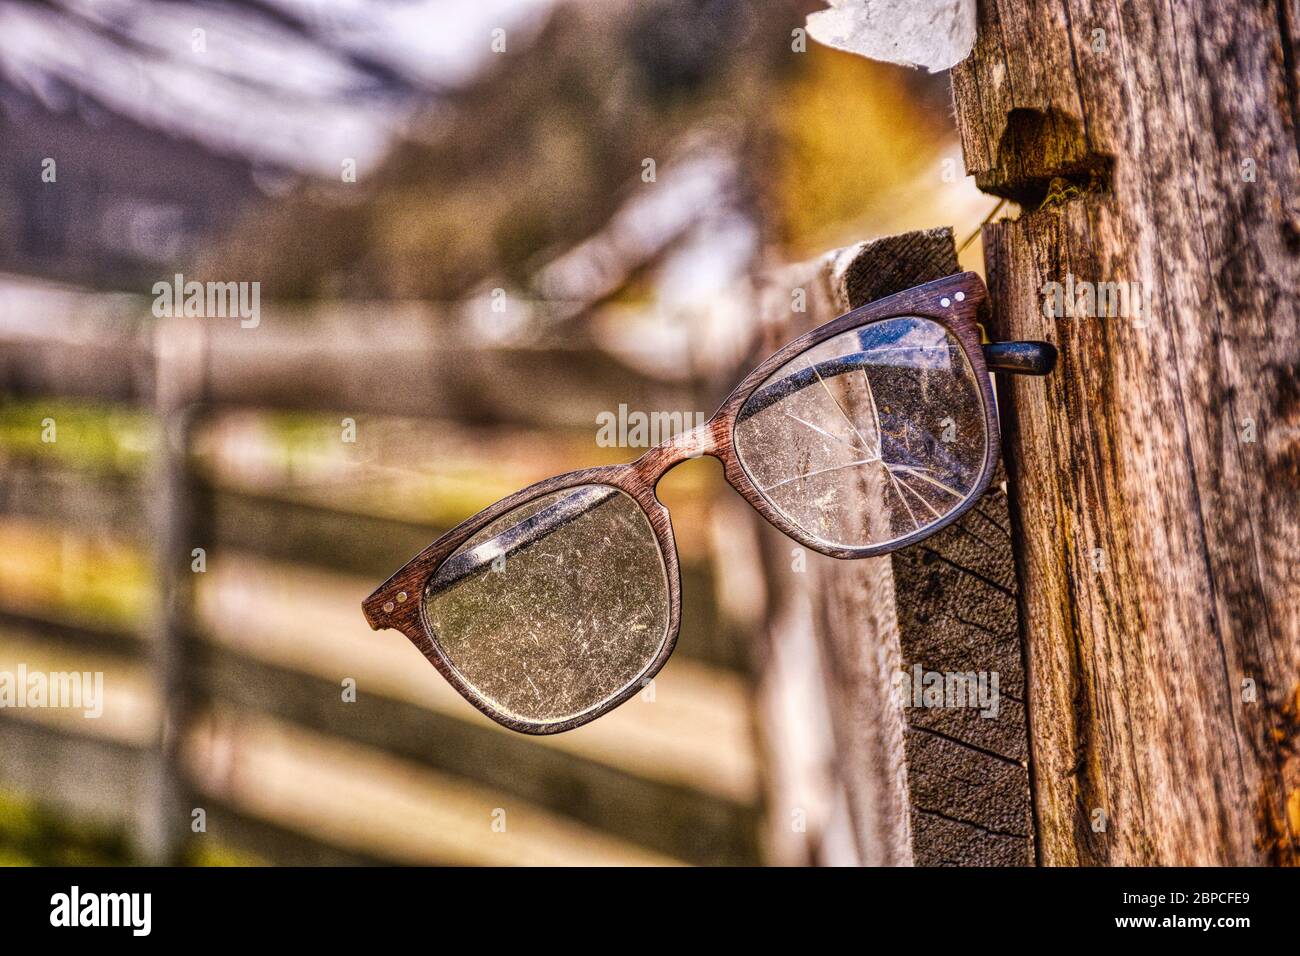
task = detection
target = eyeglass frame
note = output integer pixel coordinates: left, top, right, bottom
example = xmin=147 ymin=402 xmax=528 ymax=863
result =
xmin=362 ymin=271 xmax=1055 ymax=734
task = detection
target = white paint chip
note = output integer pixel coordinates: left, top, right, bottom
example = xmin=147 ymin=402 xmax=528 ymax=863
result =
xmin=806 ymin=0 xmax=976 ymax=73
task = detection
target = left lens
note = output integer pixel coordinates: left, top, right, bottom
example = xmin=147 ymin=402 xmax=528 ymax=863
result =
xmin=733 ymin=316 xmax=988 ymax=550
xmin=422 ymin=484 xmax=670 ymax=728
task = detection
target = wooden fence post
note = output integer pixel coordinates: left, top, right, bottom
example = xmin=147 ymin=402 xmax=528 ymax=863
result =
xmin=952 ymin=0 xmax=1300 ymax=864
xmin=752 ymin=228 xmax=1033 ymax=865
xmin=140 ymin=317 xmax=206 ymax=865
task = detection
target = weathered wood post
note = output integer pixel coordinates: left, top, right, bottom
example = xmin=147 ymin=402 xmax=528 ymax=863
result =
xmin=952 ymin=0 xmax=1300 ymax=864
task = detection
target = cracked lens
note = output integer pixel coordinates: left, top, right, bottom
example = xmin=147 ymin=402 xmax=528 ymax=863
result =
xmin=733 ymin=316 xmax=987 ymax=549
xmin=422 ymin=485 xmax=670 ymax=726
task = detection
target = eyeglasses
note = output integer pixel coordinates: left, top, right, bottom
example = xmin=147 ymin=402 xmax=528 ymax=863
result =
xmin=363 ymin=272 xmax=1055 ymax=734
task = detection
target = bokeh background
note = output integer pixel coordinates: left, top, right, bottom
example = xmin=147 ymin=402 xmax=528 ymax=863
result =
xmin=0 ymin=0 xmax=991 ymax=865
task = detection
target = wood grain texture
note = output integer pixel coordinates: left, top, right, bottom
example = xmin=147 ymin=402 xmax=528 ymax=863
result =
xmin=953 ymin=0 xmax=1300 ymax=865
xmin=754 ymin=228 xmax=1033 ymax=865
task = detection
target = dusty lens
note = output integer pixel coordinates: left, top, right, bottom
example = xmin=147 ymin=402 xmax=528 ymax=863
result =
xmin=423 ymin=484 xmax=670 ymax=727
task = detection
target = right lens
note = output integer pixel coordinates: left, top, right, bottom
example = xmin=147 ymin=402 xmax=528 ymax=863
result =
xmin=422 ymin=484 xmax=671 ymax=728
xmin=733 ymin=315 xmax=988 ymax=550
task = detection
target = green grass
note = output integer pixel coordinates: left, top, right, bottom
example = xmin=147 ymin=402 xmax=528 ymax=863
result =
xmin=0 ymin=790 xmax=133 ymax=866
xmin=0 ymin=399 xmax=155 ymax=475
xmin=0 ymin=790 xmax=267 ymax=866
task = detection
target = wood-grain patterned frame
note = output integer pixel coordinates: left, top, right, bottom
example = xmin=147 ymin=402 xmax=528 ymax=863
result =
xmin=364 ymin=271 xmax=1000 ymax=734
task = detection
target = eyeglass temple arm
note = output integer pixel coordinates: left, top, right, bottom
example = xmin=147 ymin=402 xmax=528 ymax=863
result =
xmin=738 ymin=339 xmax=1058 ymax=423
xmin=983 ymin=341 xmax=1057 ymax=375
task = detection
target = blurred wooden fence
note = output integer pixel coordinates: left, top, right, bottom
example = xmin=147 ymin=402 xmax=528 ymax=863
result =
xmin=0 ymin=277 xmax=763 ymax=865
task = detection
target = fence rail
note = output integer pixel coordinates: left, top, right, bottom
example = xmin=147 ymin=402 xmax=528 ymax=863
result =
xmin=0 ymin=282 xmax=699 ymax=426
